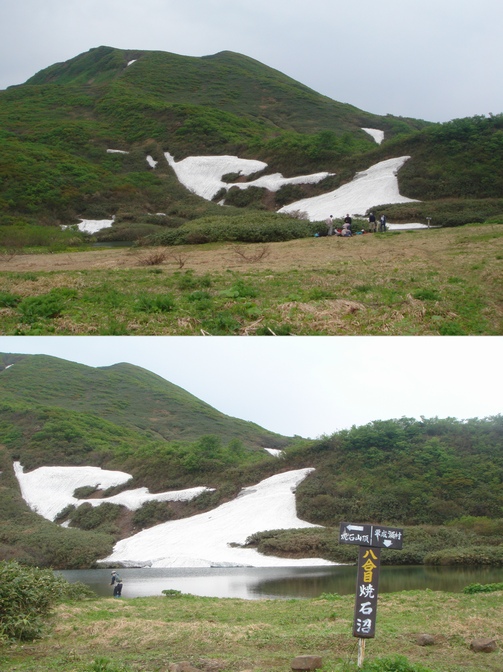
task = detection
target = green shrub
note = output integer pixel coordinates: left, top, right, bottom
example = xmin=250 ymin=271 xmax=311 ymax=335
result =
xmin=0 ymin=291 xmax=21 ymax=307
xmin=463 ymin=581 xmax=503 ymax=594
xmin=145 ymin=213 xmax=325 ymax=245
xmin=68 ymin=502 xmax=123 ymax=532
xmin=162 ymin=589 xmax=183 ymax=598
xmin=135 ymin=293 xmax=176 ymax=313
xmin=424 ymin=545 xmax=503 ymax=566
xmin=17 ymin=294 xmax=66 ymax=321
xmin=132 ymin=500 xmax=175 ymax=530
xmin=0 ymin=560 xmax=93 ymax=642
xmin=17 ymin=287 xmax=77 ymax=322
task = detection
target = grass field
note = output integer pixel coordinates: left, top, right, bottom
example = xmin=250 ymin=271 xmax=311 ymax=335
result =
xmin=1 ymin=224 xmax=502 ymax=335
xmin=2 ymin=589 xmax=502 ymax=672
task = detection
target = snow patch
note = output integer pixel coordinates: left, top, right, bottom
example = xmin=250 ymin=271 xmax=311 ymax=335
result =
xmin=76 ymin=218 xmax=115 ymax=233
xmin=13 ymin=463 xmax=132 ymax=521
xmin=107 ymin=149 xmax=129 ymax=154
xmin=278 ymin=156 xmax=418 ymax=221
xmin=362 ymin=128 xmax=385 ymax=144
xmin=264 ymin=448 xmax=283 ymax=457
xmin=164 ymin=152 xmax=332 ymax=202
xmin=100 ymin=468 xmax=332 ymax=568
xmin=13 ymin=462 xmax=212 ymax=521
xmin=127 ymin=60 xmax=137 ymax=67
xmin=146 ymin=155 xmax=158 ymax=169
xmin=165 ymin=152 xmax=268 ymax=200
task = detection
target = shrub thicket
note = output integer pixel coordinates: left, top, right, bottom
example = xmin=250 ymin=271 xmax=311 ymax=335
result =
xmin=0 ymin=561 xmax=94 ymax=642
xmin=145 ymin=213 xmax=325 ymax=245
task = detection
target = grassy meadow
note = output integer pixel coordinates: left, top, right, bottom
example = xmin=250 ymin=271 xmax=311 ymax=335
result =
xmin=0 ymin=223 xmax=502 ymax=335
xmin=2 ymin=589 xmax=502 ymax=672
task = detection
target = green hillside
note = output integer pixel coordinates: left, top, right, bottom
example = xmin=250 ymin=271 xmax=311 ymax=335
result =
xmin=0 ymin=352 xmax=502 ymax=569
xmin=1 ymin=45 xmax=502 ymax=247
xmin=0 ymin=45 xmax=428 ymax=233
xmin=0 ymin=353 xmax=290 ymax=457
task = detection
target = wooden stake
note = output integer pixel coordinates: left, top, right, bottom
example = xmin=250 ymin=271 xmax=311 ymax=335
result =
xmin=357 ymin=638 xmax=366 ymax=668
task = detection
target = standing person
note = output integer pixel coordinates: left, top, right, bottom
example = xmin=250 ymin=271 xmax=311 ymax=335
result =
xmin=379 ymin=214 xmax=387 ymax=232
xmin=110 ymin=571 xmax=119 ymax=585
xmin=325 ymin=215 xmax=334 ymax=236
xmin=368 ymin=212 xmax=376 ymax=232
xmin=113 ymin=579 xmax=123 ymax=598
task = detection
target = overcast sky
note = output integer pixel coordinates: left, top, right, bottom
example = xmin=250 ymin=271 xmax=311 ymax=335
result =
xmin=0 ymin=336 xmax=501 ymax=439
xmin=0 ymin=0 xmax=501 ymax=122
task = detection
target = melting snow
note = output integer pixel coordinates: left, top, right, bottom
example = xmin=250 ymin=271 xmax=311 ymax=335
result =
xmin=107 ymin=149 xmax=129 ymax=154
xmin=76 ymin=218 xmax=115 ymax=233
xmin=165 ymin=149 xmax=419 ymax=225
xmin=99 ymin=468 xmax=332 ymax=568
xmin=165 ymin=152 xmax=268 ymax=200
xmin=14 ymin=461 xmax=331 ymax=567
xmin=146 ymin=155 xmax=158 ymax=168
xmin=362 ymin=128 xmax=385 ymax=144
xmin=164 ymin=152 xmax=331 ymax=201
xmin=264 ymin=448 xmax=283 ymax=457
xmin=279 ymin=156 xmax=418 ymax=221
xmin=127 ymin=60 xmax=137 ymax=67
xmin=13 ymin=462 xmax=212 ymax=521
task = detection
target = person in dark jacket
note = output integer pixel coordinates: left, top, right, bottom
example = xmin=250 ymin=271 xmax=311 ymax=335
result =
xmin=113 ymin=580 xmax=123 ymax=598
xmin=368 ymin=212 xmax=376 ymax=232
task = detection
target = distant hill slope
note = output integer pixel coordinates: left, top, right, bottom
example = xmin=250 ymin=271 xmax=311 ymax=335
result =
xmin=0 ymin=45 xmax=501 ymax=234
xmin=0 ymin=353 xmax=291 ymax=471
xmin=0 ymin=46 xmax=429 ymax=226
xmin=25 ymin=46 xmax=424 ymax=137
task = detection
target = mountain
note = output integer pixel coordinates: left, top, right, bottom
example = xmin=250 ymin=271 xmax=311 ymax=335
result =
xmin=0 ymin=352 xmax=502 ymax=569
xmin=8 ymin=44 xmax=502 ymax=235
xmin=0 ymin=352 xmax=291 ymax=464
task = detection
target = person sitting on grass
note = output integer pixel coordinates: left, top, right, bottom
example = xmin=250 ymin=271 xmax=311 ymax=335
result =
xmin=340 ymin=222 xmax=352 ymax=237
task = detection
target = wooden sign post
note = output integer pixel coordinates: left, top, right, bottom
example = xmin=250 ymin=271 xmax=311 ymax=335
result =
xmin=339 ymin=522 xmax=404 ymax=668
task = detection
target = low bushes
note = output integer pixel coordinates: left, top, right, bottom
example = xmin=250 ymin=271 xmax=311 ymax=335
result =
xmin=424 ymin=545 xmax=503 ymax=566
xmin=463 ymin=581 xmax=503 ymax=594
xmin=372 ymin=198 xmax=503 ymax=227
xmin=144 ymin=212 xmax=325 ymax=245
xmin=0 ymin=560 xmax=94 ymax=642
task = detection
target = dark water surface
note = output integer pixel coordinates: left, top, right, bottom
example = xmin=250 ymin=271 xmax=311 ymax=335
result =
xmin=58 ymin=565 xmax=502 ymax=600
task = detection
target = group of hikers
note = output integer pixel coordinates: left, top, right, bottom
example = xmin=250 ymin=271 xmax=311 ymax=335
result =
xmin=325 ymin=212 xmax=387 ymax=236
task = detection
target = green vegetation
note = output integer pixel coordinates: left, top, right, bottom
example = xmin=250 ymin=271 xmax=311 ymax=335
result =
xmin=0 ymin=560 xmax=93 ymax=642
xmin=0 ymin=353 xmax=502 ymax=569
xmin=1 ymin=44 xmax=501 ymax=248
xmin=1 ymin=223 xmax=502 ymax=335
xmin=2 ymin=589 xmax=502 ymax=671
xmin=463 ymin=582 xmax=503 ymax=594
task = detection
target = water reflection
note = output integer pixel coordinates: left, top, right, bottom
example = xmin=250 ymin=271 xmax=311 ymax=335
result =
xmin=58 ymin=565 xmax=502 ymax=600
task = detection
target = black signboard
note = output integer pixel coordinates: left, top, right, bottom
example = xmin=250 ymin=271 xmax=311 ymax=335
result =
xmin=352 ymin=546 xmax=381 ymax=638
xmin=339 ymin=522 xmax=403 ymax=550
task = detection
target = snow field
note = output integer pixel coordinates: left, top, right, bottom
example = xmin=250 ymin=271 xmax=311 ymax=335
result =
xmin=13 ymin=462 xmax=212 ymax=521
xmin=14 ymin=463 xmax=332 ymax=567
xmin=100 ymin=468 xmax=332 ymax=568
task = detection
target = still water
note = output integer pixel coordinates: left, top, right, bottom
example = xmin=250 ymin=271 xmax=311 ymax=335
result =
xmin=58 ymin=565 xmax=502 ymax=600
